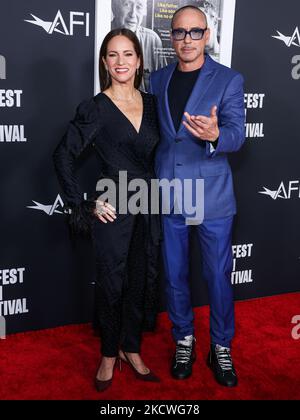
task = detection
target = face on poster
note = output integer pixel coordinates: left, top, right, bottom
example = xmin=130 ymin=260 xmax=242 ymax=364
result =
xmin=94 ymin=0 xmax=236 ymax=92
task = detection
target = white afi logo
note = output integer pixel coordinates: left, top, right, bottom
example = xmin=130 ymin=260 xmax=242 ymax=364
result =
xmin=27 ymin=194 xmax=65 ymax=215
xmin=272 ymin=27 xmax=300 ymax=47
xmin=24 ymin=10 xmax=90 ymax=36
xmin=259 ymin=181 xmax=300 ymax=200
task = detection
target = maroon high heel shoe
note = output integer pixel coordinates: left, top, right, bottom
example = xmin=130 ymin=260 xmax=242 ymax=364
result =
xmin=95 ymin=358 xmax=122 ymax=392
xmin=119 ymin=351 xmax=160 ymax=382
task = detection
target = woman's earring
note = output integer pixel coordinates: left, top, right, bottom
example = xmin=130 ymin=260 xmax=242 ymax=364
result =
xmin=136 ymin=68 xmax=139 ymax=76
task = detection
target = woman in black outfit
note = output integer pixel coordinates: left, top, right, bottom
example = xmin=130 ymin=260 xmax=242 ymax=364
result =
xmin=53 ymin=28 xmax=161 ymax=392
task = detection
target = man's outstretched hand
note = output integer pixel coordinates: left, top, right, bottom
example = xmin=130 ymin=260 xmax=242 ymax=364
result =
xmin=183 ymin=106 xmax=219 ymax=143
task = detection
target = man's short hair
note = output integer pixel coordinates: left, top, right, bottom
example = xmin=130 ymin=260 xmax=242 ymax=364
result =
xmin=171 ymin=5 xmax=207 ymax=29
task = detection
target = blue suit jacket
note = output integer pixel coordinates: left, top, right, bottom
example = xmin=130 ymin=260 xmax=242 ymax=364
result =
xmin=149 ymin=55 xmax=245 ymax=221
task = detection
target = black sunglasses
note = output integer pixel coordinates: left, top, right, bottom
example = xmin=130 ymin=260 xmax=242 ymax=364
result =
xmin=172 ymin=27 xmax=207 ymax=41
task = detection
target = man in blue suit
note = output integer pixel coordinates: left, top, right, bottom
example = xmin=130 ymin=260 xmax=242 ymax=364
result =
xmin=149 ymin=5 xmax=245 ymax=387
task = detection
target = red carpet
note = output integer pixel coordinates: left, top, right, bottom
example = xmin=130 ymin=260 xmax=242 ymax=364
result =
xmin=0 ymin=293 xmax=299 ymax=400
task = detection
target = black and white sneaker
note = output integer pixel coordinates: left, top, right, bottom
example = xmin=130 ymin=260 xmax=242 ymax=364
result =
xmin=171 ymin=335 xmax=196 ymax=380
xmin=207 ymin=344 xmax=238 ymax=387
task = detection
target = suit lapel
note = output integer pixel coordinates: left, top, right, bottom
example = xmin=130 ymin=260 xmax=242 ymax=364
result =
xmin=162 ymin=62 xmax=178 ymax=135
xmin=161 ymin=55 xmax=217 ymax=136
xmin=177 ymin=55 xmax=217 ymax=135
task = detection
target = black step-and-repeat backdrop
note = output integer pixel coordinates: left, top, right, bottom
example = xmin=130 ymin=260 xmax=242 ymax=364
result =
xmin=1 ymin=0 xmax=299 ymax=334
xmin=0 ymin=0 xmax=97 ymax=334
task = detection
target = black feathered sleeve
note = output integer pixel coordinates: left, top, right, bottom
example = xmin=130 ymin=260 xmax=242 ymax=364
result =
xmin=53 ymin=98 xmax=100 ymax=236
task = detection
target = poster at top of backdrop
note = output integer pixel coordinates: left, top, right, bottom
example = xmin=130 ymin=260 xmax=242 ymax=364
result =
xmin=94 ymin=0 xmax=236 ymax=92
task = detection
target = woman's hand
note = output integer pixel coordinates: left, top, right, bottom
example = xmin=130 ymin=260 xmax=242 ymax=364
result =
xmin=94 ymin=200 xmax=117 ymax=224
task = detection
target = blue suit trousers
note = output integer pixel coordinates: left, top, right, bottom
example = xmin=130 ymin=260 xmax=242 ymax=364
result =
xmin=162 ymin=213 xmax=234 ymax=348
